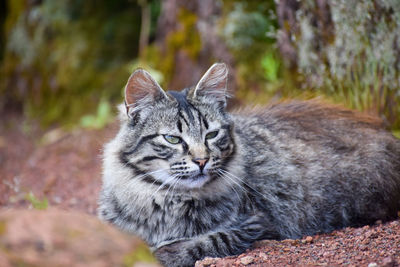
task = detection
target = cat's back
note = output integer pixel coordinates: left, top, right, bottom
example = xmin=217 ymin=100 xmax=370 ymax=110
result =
xmin=233 ymin=99 xmax=387 ymax=137
xmin=232 ymin=99 xmax=399 ymax=156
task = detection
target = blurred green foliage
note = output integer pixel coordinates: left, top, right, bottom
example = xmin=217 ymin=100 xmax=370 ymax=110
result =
xmin=261 ymin=52 xmax=280 ymax=82
xmin=1 ymin=0 xmax=399 ymax=131
xmin=123 ymin=243 xmax=157 ymax=266
xmin=25 ymin=191 xmax=48 ymax=210
xmin=80 ymin=99 xmax=113 ymax=129
xmin=0 ymin=0 xmax=160 ymax=127
xmin=219 ymin=1 xmax=287 ymax=104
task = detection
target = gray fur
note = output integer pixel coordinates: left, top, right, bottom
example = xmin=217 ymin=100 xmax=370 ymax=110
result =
xmin=98 ymin=63 xmax=400 ymax=267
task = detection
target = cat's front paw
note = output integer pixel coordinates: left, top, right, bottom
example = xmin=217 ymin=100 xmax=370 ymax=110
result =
xmin=155 ymin=240 xmax=198 ymax=267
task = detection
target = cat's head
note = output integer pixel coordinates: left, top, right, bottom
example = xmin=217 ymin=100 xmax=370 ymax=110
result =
xmin=117 ymin=63 xmax=235 ymax=190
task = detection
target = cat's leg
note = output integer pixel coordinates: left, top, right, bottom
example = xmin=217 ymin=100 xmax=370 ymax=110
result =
xmin=154 ymin=215 xmax=277 ymax=267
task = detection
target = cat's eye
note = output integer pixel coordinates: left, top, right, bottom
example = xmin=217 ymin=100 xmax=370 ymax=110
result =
xmin=205 ymin=130 xmax=219 ymax=140
xmin=163 ymin=135 xmax=182 ymax=144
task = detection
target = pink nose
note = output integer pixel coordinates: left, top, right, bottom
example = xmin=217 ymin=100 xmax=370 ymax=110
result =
xmin=192 ymin=158 xmax=209 ymax=172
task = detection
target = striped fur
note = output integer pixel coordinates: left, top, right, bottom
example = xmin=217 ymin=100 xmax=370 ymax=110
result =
xmin=98 ymin=63 xmax=400 ymax=267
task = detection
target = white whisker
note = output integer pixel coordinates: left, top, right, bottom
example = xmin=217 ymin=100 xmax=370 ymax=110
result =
xmin=134 ymin=170 xmax=175 ymax=216
xmin=218 ymin=169 xmax=265 ymax=198
xmin=164 ymin=175 xmax=181 ymax=202
xmin=216 ymin=170 xmax=243 ymax=206
xmin=128 ymin=168 xmax=168 ymax=182
xmin=216 ymin=169 xmax=258 ymax=207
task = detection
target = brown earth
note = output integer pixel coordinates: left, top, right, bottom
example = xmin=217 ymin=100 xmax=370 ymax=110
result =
xmin=0 ymin=209 xmax=156 ymax=267
xmin=196 ymin=221 xmax=400 ymax=267
xmin=1 ymin=114 xmax=399 ymax=267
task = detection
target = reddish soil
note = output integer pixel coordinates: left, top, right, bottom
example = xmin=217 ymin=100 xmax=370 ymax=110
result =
xmin=196 ymin=221 xmax=400 ymax=266
xmin=0 ymin=113 xmax=118 ymax=214
xmin=1 ymin=113 xmax=399 ymax=266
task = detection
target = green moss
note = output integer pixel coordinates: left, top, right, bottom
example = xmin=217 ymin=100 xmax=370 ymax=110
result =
xmin=67 ymin=229 xmax=84 ymax=239
xmin=10 ymin=260 xmax=36 ymax=267
xmin=392 ymin=131 xmax=400 ymax=139
xmin=154 ymin=8 xmax=202 ymax=88
xmin=123 ymin=244 xmax=157 ymax=266
xmin=25 ymin=192 xmax=48 ymax=210
xmin=0 ymin=221 xmax=6 ymax=236
xmin=290 ymin=0 xmax=400 ymax=129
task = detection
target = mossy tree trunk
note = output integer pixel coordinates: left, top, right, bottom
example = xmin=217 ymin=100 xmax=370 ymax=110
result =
xmin=276 ymin=0 xmax=334 ymax=70
xmin=154 ymin=0 xmax=235 ymax=91
xmin=275 ymin=0 xmax=400 ymax=128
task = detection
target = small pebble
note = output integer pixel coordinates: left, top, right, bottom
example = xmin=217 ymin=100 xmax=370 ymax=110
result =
xmin=53 ymin=196 xmax=62 ymax=204
xmin=196 ymin=257 xmax=217 ymax=267
xmin=305 ymin=236 xmax=313 ymax=243
xmin=240 ymin=256 xmax=254 ymax=265
xmin=259 ymin=252 xmax=268 ymax=260
xmin=368 ymin=263 xmax=378 ymax=267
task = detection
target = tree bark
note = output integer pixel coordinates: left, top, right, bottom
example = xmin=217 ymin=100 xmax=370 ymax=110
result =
xmin=155 ymin=0 xmax=235 ymax=91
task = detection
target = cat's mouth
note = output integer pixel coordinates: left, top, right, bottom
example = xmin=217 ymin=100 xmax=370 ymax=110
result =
xmin=179 ymin=173 xmax=206 ymax=180
xmin=176 ymin=173 xmax=210 ymax=189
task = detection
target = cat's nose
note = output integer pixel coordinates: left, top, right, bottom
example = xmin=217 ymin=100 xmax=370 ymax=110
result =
xmin=192 ymin=158 xmax=209 ymax=172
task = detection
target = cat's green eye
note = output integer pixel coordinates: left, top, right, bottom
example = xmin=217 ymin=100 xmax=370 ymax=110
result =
xmin=206 ymin=130 xmax=219 ymax=140
xmin=163 ymin=135 xmax=182 ymax=144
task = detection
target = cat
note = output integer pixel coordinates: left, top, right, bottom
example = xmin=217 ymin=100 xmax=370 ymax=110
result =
xmin=98 ymin=63 xmax=400 ymax=267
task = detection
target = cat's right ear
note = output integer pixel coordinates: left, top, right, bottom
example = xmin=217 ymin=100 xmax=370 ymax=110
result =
xmin=190 ymin=63 xmax=229 ymax=108
xmin=124 ymin=69 xmax=169 ymax=119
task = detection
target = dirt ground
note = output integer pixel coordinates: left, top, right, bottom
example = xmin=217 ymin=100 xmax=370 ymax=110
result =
xmin=1 ymin=113 xmax=399 ymax=267
xmin=0 ymin=113 xmax=117 ymax=214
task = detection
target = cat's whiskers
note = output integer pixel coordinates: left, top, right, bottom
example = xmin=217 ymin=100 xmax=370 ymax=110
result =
xmin=216 ymin=169 xmax=257 ymax=208
xmin=218 ymin=169 xmax=265 ymax=199
xmin=216 ymin=170 xmax=244 ymax=206
xmin=123 ymin=169 xmax=169 ymax=195
xmin=135 ymin=171 xmax=177 ymax=217
xmin=121 ymin=169 xmax=169 ymax=198
xmin=150 ymin=173 xmax=178 ymax=200
xmin=128 ymin=169 xmax=169 ymax=182
xmin=163 ymin=175 xmax=181 ymax=203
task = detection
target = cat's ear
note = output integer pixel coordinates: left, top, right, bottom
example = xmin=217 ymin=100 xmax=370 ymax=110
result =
xmin=190 ymin=63 xmax=229 ymax=107
xmin=124 ymin=69 xmax=169 ymax=118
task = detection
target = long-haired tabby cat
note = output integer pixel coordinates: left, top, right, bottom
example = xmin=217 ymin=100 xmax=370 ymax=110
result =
xmin=98 ymin=63 xmax=400 ymax=267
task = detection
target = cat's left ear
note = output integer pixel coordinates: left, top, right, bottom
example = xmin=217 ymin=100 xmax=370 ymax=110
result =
xmin=189 ymin=63 xmax=228 ymax=107
xmin=124 ymin=68 xmax=170 ymax=119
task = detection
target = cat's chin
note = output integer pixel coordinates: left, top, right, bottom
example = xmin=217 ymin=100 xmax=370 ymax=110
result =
xmin=152 ymin=171 xmax=211 ymax=189
xmin=176 ymin=174 xmax=210 ymax=189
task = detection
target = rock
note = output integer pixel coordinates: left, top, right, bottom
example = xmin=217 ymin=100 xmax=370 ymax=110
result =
xmin=240 ymin=256 xmax=254 ymax=265
xmin=0 ymin=208 xmax=159 ymax=267
xmin=382 ymin=257 xmax=395 ymax=267
xmin=368 ymin=263 xmax=378 ymax=267
xmin=305 ymin=236 xmax=313 ymax=243
xmin=195 ymin=257 xmax=218 ymax=267
xmin=134 ymin=264 xmax=162 ymax=267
